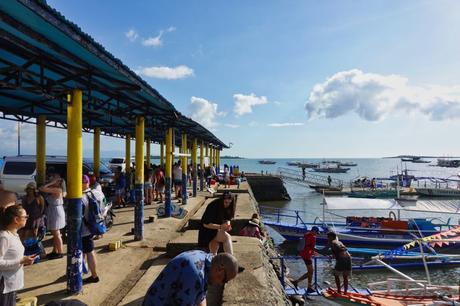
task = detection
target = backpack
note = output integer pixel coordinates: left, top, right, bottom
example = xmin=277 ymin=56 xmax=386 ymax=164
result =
xmin=83 ymin=191 xmax=107 ymax=236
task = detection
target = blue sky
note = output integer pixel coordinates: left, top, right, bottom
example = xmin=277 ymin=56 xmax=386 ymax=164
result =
xmin=3 ymin=0 xmax=460 ymax=158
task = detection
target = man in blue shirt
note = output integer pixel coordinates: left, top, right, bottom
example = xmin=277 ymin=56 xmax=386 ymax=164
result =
xmin=143 ymin=250 xmax=239 ymax=306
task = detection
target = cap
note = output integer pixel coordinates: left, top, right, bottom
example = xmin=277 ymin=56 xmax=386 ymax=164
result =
xmin=82 ymin=175 xmax=90 ymax=184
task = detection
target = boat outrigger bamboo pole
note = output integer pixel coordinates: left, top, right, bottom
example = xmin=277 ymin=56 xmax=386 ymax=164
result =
xmin=134 ymin=116 xmax=144 ymax=240
xmin=36 ymin=115 xmax=46 ymax=186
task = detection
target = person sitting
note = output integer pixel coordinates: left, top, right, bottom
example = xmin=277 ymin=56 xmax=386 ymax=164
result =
xmin=239 ymin=215 xmax=263 ymax=241
xmin=142 ymin=250 xmax=239 ymax=306
xmin=198 ymin=191 xmax=235 ymax=255
xmin=321 ymin=232 xmax=352 ymax=294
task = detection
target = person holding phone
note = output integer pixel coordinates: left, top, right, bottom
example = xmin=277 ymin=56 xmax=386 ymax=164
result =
xmin=0 ymin=205 xmax=36 ymax=306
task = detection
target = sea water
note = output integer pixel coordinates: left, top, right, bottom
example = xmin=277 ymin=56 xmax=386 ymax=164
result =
xmin=227 ymin=158 xmax=460 ymax=290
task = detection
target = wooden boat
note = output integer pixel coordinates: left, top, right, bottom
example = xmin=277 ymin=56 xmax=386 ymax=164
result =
xmin=416 ymin=187 xmax=460 ymax=198
xmin=297 ymin=162 xmax=319 ymax=168
xmin=286 ymin=161 xmax=300 ymax=166
xmin=312 ymin=166 xmax=350 ymax=173
xmin=340 ymin=161 xmax=358 ymax=167
xmin=258 ymin=160 xmax=276 ymax=164
xmin=322 ymin=287 xmax=458 ymax=306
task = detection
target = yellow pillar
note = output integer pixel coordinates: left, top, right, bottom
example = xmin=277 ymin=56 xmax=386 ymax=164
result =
xmin=205 ymin=143 xmax=209 ymax=166
xmin=66 ymin=89 xmax=83 ymax=293
xmin=146 ymin=138 xmax=151 ymax=170
xmin=181 ymin=133 xmax=187 ymax=174
xmin=93 ymin=128 xmax=100 ymax=177
xmin=200 ymin=140 xmax=204 ymax=190
xmin=125 ymin=135 xmax=131 ymax=174
xmin=210 ymin=147 xmax=214 ymax=166
xmin=160 ymin=141 xmax=165 ymax=167
xmin=36 ymin=115 xmax=46 ymax=186
xmin=67 ymin=90 xmax=82 ymax=199
xmin=135 ymin=118 xmax=144 ymax=185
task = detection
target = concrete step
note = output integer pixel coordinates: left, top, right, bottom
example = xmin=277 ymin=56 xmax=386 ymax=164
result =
xmin=166 ymin=230 xmax=201 ymax=257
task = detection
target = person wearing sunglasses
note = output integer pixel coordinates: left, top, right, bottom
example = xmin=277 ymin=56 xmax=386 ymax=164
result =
xmin=143 ymin=250 xmax=239 ymax=306
xmin=0 ymin=205 xmax=36 ymax=306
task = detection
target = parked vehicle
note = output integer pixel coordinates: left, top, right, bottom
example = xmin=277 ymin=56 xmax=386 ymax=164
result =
xmin=107 ymin=157 xmax=134 ymax=172
xmin=0 ymin=155 xmax=114 ymax=196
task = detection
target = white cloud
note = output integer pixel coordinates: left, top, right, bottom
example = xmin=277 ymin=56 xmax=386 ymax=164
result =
xmin=125 ymin=29 xmax=138 ymax=42
xmin=233 ymin=93 xmax=268 ymax=116
xmin=305 ymin=69 xmax=460 ymax=121
xmin=268 ymin=122 xmax=304 ymax=127
xmin=142 ymin=27 xmax=176 ymax=47
xmin=137 ymin=65 xmax=194 ymax=79
xmin=224 ymin=124 xmax=240 ymax=128
xmin=189 ymin=97 xmax=225 ymax=129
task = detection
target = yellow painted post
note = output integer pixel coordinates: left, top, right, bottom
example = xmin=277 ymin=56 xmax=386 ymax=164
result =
xmin=205 ymin=143 xmax=209 ymax=165
xmin=160 ymin=141 xmax=165 ymax=167
xmin=66 ymin=89 xmax=83 ymax=293
xmin=181 ymin=133 xmax=187 ymax=204
xmin=165 ymin=128 xmax=173 ymax=216
xmin=36 ymin=115 xmax=46 ymax=186
xmin=210 ymin=146 xmax=214 ymax=168
xmin=93 ymin=128 xmax=100 ymax=177
xmin=200 ymin=140 xmax=204 ymax=190
xmin=192 ymin=138 xmax=197 ymax=196
xmin=134 ymin=117 xmax=144 ymax=240
xmin=146 ymin=138 xmax=151 ymax=170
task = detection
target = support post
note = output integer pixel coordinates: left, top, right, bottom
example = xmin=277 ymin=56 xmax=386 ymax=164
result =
xmin=93 ymin=128 xmax=100 ymax=177
xmin=66 ymin=90 xmax=83 ymax=294
xmin=125 ymin=134 xmax=131 ymax=190
xmin=160 ymin=141 xmax=165 ymax=167
xmin=134 ymin=117 xmax=145 ymax=240
xmin=210 ymin=146 xmax=214 ymax=170
xmin=200 ymin=141 xmax=204 ymax=191
xmin=146 ymin=138 xmax=151 ymax=170
xmin=165 ymin=128 xmax=173 ymax=217
xmin=192 ymin=138 xmax=197 ymax=197
xmin=205 ymin=143 xmax=209 ymax=164
xmin=181 ymin=133 xmax=188 ymax=204
xmin=36 ymin=115 xmax=46 ymax=186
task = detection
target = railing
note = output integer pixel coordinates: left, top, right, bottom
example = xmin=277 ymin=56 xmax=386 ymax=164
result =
xmin=277 ymin=167 xmax=344 ymax=189
xmin=260 ymin=206 xmax=311 ymax=228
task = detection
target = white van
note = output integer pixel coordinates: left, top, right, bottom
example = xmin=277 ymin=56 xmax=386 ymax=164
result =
xmin=0 ymin=155 xmax=114 ymax=196
xmin=107 ymin=157 xmax=134 ymax=173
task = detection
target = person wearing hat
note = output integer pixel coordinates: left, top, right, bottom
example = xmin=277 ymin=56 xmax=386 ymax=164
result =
xmin=292 ymin=226 xmax=320 ymax=294
xmin=239 ymin=214 xmax=263 ymax=241
xmin=143 ymin=250 xmax=239 ymax=306
xmin=198 ymin=191 xmax=236 ymax=255
xmin=39 ymin=175 xmax=66 ymax=260
xmin=20 ymin=182 xmax=45 ymax=240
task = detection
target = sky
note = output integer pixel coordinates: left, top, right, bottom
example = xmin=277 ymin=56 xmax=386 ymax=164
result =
xmin=3 ymin=0 xmax=460 ymax=158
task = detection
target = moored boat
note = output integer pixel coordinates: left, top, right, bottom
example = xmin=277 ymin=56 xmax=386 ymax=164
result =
xmin=312 ymin=166 xmax=350 ymax=173
xmin=416 ymin=187 xmax=460 ymax=198
xmin=258 ymin=160 xmax=276 ymax=164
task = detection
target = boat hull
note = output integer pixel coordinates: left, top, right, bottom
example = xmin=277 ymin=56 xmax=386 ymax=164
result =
xmin=416 ymin=187 xmax=460 ymax=198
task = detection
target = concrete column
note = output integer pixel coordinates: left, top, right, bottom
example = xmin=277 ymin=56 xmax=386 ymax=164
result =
xmin=181 ymin=133 xmax=188 ymax=204
xmin=200 ymin=140 xmax=204 ymax=191
xmin=160 ymin=141 xmax=165 ymax=167
xmin=66 ymin=90 xmax=83 ymax=294
xmin=93 ymin=128 xmax=100 ymax=177
xmin=134 ymin=117 xmax=144 ymax=240
xmin=36 ymin=115 xmax=46 ymax=186
xmin=146 ymin=138 xmax=151 ymax=170
xmin=164 ymin=128 xmax=173 ymax=217
xmin=192 ymin=138 xmax=197 ymax=197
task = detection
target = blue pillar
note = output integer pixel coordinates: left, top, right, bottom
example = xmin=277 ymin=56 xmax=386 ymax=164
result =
xmin=134 ymin=184 xmax=144 ymax=240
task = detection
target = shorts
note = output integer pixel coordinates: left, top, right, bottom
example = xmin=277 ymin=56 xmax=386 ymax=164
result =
xmin=82 ymin=235 xmax=94 ymax=253
xmin=333 ymin=256 xmax=352 ymax=277
xmin=173 ymin=179 xmax=182 ymax=186
xmin=302 ymin=258 xmax=313 ymax=266
xmin=155 ymin=185 xmax=165 ymax=193
xmin=144 ymin=182 xmax=153 ymax=189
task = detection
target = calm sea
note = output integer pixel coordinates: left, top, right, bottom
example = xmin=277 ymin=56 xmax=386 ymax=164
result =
xmin=223 ymin=158 xmax=460 ymax=290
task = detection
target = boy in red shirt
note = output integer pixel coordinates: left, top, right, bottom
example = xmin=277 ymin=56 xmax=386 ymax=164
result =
xmin=292 ymin=226 xmax=319 ymax=293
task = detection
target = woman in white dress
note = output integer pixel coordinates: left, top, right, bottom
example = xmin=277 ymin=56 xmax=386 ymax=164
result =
xmin=39 ymin=177 xmax=66 ymax=259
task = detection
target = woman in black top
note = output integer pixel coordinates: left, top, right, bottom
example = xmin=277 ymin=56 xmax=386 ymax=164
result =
xmin=198 ymin=191 xmax=235 ymax=255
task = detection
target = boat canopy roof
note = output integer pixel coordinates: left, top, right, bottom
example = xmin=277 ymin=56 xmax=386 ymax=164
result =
xmin=325 ymin=197 xmax=460 ymax=214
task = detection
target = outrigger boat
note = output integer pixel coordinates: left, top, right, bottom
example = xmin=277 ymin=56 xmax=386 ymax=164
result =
xmin=261 ymin=197 xmax=460 ymax=250
xmin=258 ymin=160 xmax=276 ymax=164
xmin=312 ymin=165 xmax=350 ymax=173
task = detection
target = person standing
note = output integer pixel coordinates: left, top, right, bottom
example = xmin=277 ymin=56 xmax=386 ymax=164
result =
xmin=114 ymin=166 xmax=126 ymax=208
xmin=292 ymin=226 xmax=319 ymax=293
xmin=20 ymin=182 xmax=45 ymax=240
xmin=323 ymin=232 xmax=352 ymax=294
xmin=143 ymin=250 xmax=239 ymax=306
xmin=327 ymin=175 xmax=332 ymax=187
xmin=81 ymin=175 xmax=101 ymax=284
xmin=172 ymin=162 xmax=182 ymax=200
xmin=39 ymin=177 xmax=65 ymax=259
xmin=0 ymin=205 xmax=36 ymax=305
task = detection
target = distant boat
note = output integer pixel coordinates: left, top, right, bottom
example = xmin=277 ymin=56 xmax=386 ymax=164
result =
xmin=340 ymin=161 xmax=358 ymax=167
xmin=286 ymin=161 xmax=300 ymax=166
xmin=437 ymin=159 xmax=460 ymax=168
xmin=312 ymin=166 xmax=350 ymax=173
xmin=258 ymin=160 xmax=276 ymax=164
xmin=297 ymin=162 xmax=319 ymax=168
xmin=401 ymin=156 xmax=430 ymax=163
